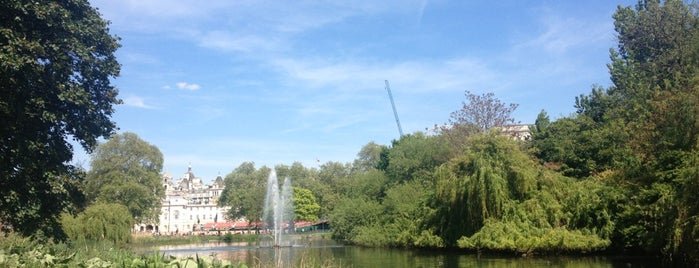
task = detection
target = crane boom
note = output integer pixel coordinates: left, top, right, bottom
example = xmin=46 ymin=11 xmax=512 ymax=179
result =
xmin=384 ymin=80 xmax=404 ymax=137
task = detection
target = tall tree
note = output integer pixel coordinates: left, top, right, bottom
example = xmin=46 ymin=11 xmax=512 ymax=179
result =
xmin=0 ymin=0 xmax=120 ymax=238
xmin=448 ymin=91 xmax=518 ymax=131
xmin=379 ymin=133 xmax=450 ymax=183
xmin=531 ymin=1 xmax=699 ymax=263
xmin=352 ymin=142 xmax=385 ymax=172
xmin=219 ymin=163 xmax=269 ymax=229
xmin=607 ymin=1 xmax=699 ymax=263
xmin=435 ymin=91 xmax=518 ymax=156
xmin=292 ymin=187 xmax=320 ymax=222
xmin=85 ymin=132 xmax=164 ymax=224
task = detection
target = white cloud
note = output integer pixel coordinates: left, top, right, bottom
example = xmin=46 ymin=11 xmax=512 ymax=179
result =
xmin=176 ymin=82 xmax=201 ymax=91
xmin=92 ymin=0 xmax=430 ymax=55
xmin=122 ymin=96 xmax=155 ymax=109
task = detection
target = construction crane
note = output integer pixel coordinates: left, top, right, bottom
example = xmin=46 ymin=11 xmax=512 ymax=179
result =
xmin=384 ymin=80 xmax=404 ymax=137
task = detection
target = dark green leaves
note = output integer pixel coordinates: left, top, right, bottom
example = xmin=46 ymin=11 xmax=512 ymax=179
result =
xmin=0 ymin=0 xmax=120 ymax=238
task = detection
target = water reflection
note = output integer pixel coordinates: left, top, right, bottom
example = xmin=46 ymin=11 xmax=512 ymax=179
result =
xmin=145 ymin=239 xmax=660 ymax=268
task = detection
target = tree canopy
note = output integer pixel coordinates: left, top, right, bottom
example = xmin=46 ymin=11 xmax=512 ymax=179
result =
xmin=325 ymin=3 xmax=699 ymax=265
xmin=85 ymin=132 xmax=164 ymax=223
xmin=218 ymin=162 xmax=269 ymax=227
xmin=0 ymin=0 xmax=120 ymax=238
xmin=292 ymin=187 xmax=320 ymax=222
xmin=530 ymin=0 xmax=699 ymax=263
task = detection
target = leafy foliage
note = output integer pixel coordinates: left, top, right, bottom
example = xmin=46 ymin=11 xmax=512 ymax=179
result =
xmin=0 ymin=0 xmax=121 ymax=239
xmin=292 ymin=187 xmax=321 ymax=222
xmin=378 ymin=133 xmax=450 ymax=183
xmin=60 ymin=203 xmax=132 ymax=244
xmin=352 ymin=141 xmax=385 ymax=172
xmin=85 ymin=132 xmax=164 ymax=223
xmin=219 ymin=163 xmax=270 ymax=227
xmin=0 ymin=233 xmax=244 ymax=267
xmin=529 ymin=0 xmax=699 ymax=264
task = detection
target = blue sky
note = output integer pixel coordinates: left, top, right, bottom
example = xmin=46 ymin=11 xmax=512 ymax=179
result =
xmin=80 ymin=0 xmax=636 ymax=182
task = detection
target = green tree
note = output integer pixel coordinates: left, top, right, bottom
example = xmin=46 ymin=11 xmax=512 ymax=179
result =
xmin=0 ymin=0 xmax=121 ymax=238
xmin=337 ymin=169 xmax=387 ymax=201
xmin=61 ymin=203 xmax=132 ymax=244
xmin=275 ymin=162 xmax=313 ymax=184
xmin=430 ymin=133 xmax=530 ymax=246
xmin=530 ymin=1 xmax=699 ymax=263
xmin=352 ymin=142 xmax=385 ymax=172
xmin=606 ymin=1 xmax=699 ymax=262
xmin=219 ymin=163 xmax=269 ymax=230
xmin=292 ymin=187 xmax=320 ymax=222
xmin=379 ymin=132 xmax=450 ymax=183
xmin=85 ymin=132 xmax=164 ymax=224
xmin=329 ymin=197 xmax=383 ymax=242
xmin=531 ymin=113 xmax=626 ymax=178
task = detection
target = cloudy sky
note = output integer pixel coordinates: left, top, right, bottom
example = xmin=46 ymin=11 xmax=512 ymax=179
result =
xmin=81 ymin=0 xmax=635 ymax=182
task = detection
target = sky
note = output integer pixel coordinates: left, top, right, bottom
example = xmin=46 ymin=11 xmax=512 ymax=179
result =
xmin=79 ymin=0 xmax=637 ymax=183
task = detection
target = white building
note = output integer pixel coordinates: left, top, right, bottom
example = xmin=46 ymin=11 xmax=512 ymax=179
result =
xmin=500 ymin=124 xmax=533 ymax=141
xmin=137 ymin=165 xmax=230 ymax=234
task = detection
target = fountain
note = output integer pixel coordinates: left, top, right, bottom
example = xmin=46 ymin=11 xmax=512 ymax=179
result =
xmin=263 ymin=170 xmax=294 ymax=247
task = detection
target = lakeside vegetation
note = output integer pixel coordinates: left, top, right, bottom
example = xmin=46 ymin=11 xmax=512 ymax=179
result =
xmin=0 ymin=233 xmax=242 ymax=267
xmin=1 ymin=0 xmax=698 ymax=267
xmin=0 ymin=232 xmax=337 ymax=267
xmin=217 ymin=1 xmax=699 ymax=265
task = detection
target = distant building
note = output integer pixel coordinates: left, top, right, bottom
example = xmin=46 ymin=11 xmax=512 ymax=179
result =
xmin=499 ymin=124 xmax=533 ymax=141
xmin=135 ymin=165 xmax=230 ymax=234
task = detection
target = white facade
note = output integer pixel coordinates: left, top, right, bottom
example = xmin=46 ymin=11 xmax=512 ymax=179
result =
xmin=139 ymin=165 xmax=230 ymax=234
xmin=500 ymin=124 xmax=533 ymax=141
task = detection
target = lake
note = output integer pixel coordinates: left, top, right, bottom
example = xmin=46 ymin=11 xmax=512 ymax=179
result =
xmin=140 ymin=237 xmax=661 ymax=267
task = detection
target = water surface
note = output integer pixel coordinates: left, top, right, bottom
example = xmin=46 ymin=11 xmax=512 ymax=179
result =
xmin=140 ymin=238 xmax=660 ymax=268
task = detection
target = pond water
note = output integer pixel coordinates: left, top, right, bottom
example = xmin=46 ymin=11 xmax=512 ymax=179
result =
xmin=139 ymin=238 xmax=660 ymax=268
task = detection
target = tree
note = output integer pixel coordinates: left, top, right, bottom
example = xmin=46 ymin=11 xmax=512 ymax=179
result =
xmin=435 ymin=91 xmax=518 ymax=155
xmin=0 ymin=0 xmax=121 ymax=238
xmin=605 ymin=1 xmax=699 ymax=263
xmin=292 ymin=187 xmax=320 ymax=222
xmin=448 ymin=91 xmax=518 ymax=131
xmin=379 ymin=133 xmax=450 ymax=183
xmin=530 ymin=1 xmax=699 ymax=263
xmin=60 ymin=203 xmax=132 ymax=244
xmin=85 ymin=132 xmax=164 ymax=223
xmin=219 ymin=163 xmax=269 ymax=229
xmin=352 ymin=142 xmax=385 ymax=172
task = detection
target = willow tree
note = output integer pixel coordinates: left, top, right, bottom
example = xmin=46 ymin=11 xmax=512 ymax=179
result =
xmin=430 ymin=132 xmax=535 ymax=246
xmin=61 ymin=203 xmax=132 ymax=244
xmin=0 ymin=0 xmax=121 ymax=238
